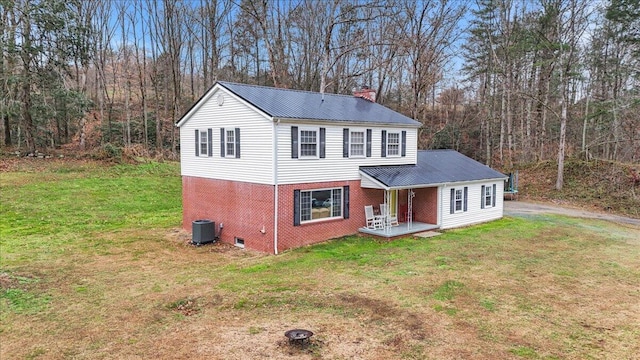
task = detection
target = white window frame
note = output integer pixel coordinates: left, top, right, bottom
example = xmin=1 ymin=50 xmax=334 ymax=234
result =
xmin=234 ymin=237 xmax=245 ymax=248
xmin=387 ymin=132 xmax=400 ymax=157
xmin=350 ymin=130 xmax=365 ymax=157
xmin=226 ymin=129 xmax=235 ymax=157
xmin=199 ymin=130 xmax=208 ymax=157
xmin=454 ymin=189 xmax=464 ymax=213
xmin=299 ymin=127 xmax=319 ymax=159
xmin=484 ymin=185 xmax=493 ymax=208
xmin=300 ymin=187 xmax=343 ymax=223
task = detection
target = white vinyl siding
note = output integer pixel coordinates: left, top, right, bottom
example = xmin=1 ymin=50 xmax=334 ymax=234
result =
xmin=179 ymin=87 xmax=273 ymax=184
xmin=441 ymin=181 xmax=504 ymax=229
xmin=278 ymin=123 xmax=418 ymax=184
xmin=180 ymin=84 xmax=418 ymax=186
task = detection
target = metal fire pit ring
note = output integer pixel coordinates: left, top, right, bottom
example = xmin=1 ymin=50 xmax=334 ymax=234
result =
xmin=284 ymin=329 xmax=314 ymax=345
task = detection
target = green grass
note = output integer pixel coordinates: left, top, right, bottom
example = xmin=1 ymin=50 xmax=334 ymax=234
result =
xmin=0 ymin=161 xmax=181 ymax=264
xmin=0 ymin=288 xmax=51 ymax=314
xmin=1 ymin=159 xmax=639 ymax=359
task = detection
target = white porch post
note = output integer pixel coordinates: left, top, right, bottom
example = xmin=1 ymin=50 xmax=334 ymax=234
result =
xmin=383 ymin=190 xmax=389 ymax=233
xmin=407 ymin=189 xmax=414 ymax=229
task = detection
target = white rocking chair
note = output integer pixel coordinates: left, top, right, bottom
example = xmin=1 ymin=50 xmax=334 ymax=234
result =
xmin=364 ymin=205 xmax=384 ymax=230
xmin=380 ymin=203 xmax=399 ymax=227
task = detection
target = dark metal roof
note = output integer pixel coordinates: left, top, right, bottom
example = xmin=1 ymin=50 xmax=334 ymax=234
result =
xmin=217 ymin=81 xmax=421 ymax=126
xmin=360 ymin=150 xmax=507 ymax=188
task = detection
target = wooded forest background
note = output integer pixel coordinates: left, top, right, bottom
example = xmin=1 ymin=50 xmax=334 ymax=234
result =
xmin=1 ymin=0 xmax=638 ymax=189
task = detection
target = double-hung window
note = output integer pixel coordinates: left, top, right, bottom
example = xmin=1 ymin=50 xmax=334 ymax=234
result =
xmin=455 ymin=189 xmax=464 ymax=211
xmin=387 ymin=132 xmax=400 ymax=156
xmin=226 ymin=130 xmax=235 ymax=157
xmin=220 ymin=127 xmax=240 ymax=158
xmin=195 ymin=129 xmax=212 ymax=157
xmin=200 ymin=131 xmax=209 ymax=156
xmin=350 ymin=131 xmax=365 ymax=157
xmin=343 ymin=128 xmax=371 ymax=158
xmin=450 ymin=187 xmax=468 ymax=214
xmin=300 ymin=129 xmax=318 ymax=157
xmin=481 ymin=184 xmax=497 ymax=209
xmin=484 ymin=186 xmax=492 ymax=208
xmin=381 ymin=130 xmax=406 ymax=157
xmin=292 ymin=126 xmax=325 ymax=159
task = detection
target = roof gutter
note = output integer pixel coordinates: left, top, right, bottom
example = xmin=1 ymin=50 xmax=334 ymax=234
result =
xmin=359 ymin=170 xmax=507 ymax=191
xmin=273 ymin=118 xmax=420 ymax=128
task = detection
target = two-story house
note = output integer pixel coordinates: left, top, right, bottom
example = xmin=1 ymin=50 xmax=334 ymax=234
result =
xmin=177 ymin=82 xmax=507 ymax=253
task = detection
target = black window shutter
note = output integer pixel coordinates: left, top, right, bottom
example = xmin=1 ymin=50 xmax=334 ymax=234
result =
xmin=343 ymin=128 xmax=349 ymax=158
xmin=343 ymin=186 xmax=350 ymax=219
xmin=450 ymin=188 xmax=455 ymax=214
xmin=319 ymin=127 xmax=326 ymax=158
xmin=481 ymin=185 xmax=485 ymax=209
xmin=291 ymin=126 xmax=298 ymax=158
xmin=381 ymin=130 xmax=387 ymax=157
xmin=366 ymin=129 xmax=372 ymax=157
xmin=207 ymin=128 xmax=213 ymax=157
xmin=492 ymin=184 xmax=497 ymax=207
xmin=401 ymin=130 xmax=407 ymax=157
xmin=293 ymin=190 xmax=301 ymax=226
xmin=463 ymin=187 xmax=468 ymax=212
xmin=220 ymin=128 xmax=225 ymax=157
xmin=194 ymin=129 xmax=199 ymax=156
xmin=235 ymin=128 xmax=240 ymax=158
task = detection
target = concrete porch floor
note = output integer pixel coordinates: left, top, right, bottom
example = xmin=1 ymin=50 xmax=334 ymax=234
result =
xmin=359 ymin=222 xmax=440 ymax=238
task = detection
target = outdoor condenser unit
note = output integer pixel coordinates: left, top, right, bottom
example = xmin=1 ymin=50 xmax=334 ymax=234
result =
xmin=192 ymin=219 xmax=216 ymax=245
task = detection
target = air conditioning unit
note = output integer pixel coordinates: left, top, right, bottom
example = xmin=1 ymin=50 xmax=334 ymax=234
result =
xmin=192 ymin=219 xmax=216 ymax=245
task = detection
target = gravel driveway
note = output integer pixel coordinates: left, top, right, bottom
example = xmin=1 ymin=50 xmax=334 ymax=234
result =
xmin=504 ymin=200 xmax=640 ymax=227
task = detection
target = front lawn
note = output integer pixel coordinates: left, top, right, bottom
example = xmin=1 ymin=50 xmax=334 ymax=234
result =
xmin=1 ymin=159 xmax=639 ymax=359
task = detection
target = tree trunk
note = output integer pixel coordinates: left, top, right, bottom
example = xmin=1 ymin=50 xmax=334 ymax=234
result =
xmin=21 ymin=0 xmax=35 ymax=153
xmin=556 ymin=85 xmax=567 ymax=190
xmin=3 ymin=114 xmax=10 ymax=146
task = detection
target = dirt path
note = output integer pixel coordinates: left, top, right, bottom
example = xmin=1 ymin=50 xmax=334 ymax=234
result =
xmin=504 ymin=200 xmax=640 ymax=227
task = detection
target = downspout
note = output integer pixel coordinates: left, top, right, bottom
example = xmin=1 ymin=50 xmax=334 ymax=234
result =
xmin=273 ymin=119 xmax=279 ymax=254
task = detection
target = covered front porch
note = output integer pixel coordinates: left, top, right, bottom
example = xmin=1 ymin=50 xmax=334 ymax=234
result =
xmin=358 ymin=162 xmax=443 ymax=238
xmin=359 ymin=221 xmax=439 ymax=238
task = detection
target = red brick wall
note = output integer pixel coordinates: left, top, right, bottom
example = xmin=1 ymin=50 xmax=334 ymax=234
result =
xmin=183 ymin=176 xmax=439 ymax=253
xmin=276 ymin=181 xmax=383 ymax=252
xmin=182 ymin=177 xmax=276 ymax=253
xmin=183 ymin=177 xmax=386 ymax=253
xmin=413 ymin=187 xmax=438 ymax=224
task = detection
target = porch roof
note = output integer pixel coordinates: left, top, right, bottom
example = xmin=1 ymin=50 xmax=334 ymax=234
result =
xmin=360 ymin=150 xmax=507 ymax=190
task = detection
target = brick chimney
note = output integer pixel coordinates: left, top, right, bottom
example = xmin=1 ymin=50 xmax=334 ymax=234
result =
xmin=353 ymin=86 xmax=376 ymax=103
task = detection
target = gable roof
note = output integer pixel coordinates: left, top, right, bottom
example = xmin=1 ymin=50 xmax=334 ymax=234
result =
xmin=177 ymin=81 xmax=421 ymax=127
xmin=360 ymin=150 xmax=507 ymax=189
